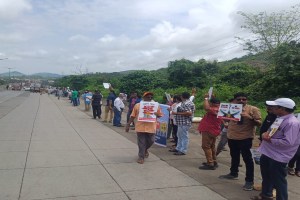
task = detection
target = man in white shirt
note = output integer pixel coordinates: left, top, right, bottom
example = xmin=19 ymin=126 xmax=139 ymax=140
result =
xmin=113 ymin=93 xmax=125 ymax=127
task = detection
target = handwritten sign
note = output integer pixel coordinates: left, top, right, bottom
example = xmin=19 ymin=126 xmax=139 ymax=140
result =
xmin=137 ymin=101 xmax=159 ymax=122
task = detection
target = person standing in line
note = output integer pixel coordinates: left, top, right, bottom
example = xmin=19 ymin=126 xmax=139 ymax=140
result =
xmin=288 ymin=145 xmax=300 ymax=177
xmin=113 ymin=93 xmax=125 ymax=127
xmin=91 ymin=89 xmax=102 ymax=119
xmin=216 ymin=98 xmax=235 ymax=156
xmin=127 ymin=92 xmax=141 ymax=127
xmin=170 ymin=92 xmax=195 ymax=156
xmin=168 ymin=95 xmax=182 ymax=150
xmin=72 ymin=89 xmax=78 ymax=106
xmin=198 ymin=96 xmax=222 ymax=170
xmin=83 ymin=90 xmax=93 ymax=111
xmin=252 ymin=98 xmax=300 ymax=200
xmin=126 ymin=92 xmax=163 ymax=164
xmin=104 ymin=86 xmax=116 ymax=123
xmin=219 ymin=92 xmax=262 ymax=191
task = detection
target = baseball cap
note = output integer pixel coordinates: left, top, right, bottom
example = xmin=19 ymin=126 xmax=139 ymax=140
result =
xmin=266 ymin=98 xmax=295 ymax=109
xmin=143 ymin=92 xmax=154 ymax=97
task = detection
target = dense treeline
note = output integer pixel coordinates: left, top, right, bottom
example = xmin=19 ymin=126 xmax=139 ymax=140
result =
xmin=55 ymin=41 xmax=300 ymax=116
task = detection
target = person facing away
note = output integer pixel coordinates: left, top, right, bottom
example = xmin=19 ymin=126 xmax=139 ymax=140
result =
xmin=171 ymin=92 xmax=195 ymax=156
xmin=198 ymin=96 xmax=222 ymax=170
xmin=125 ymin=92 xmax=163 ymax=164
xmin=219 ymin=92 xmax=262 ymax=192
xmin=91 ymin=89 xmax=102 ymax=119
xmin=71 ymin=89 xmax=78 ymax=106
xmin=104 ymin=86 xmax=116 ymax=123
xmin=113 ymin=93 xmax=125 ymax=127
xmin=256 ymin=98 xmax=300 ymax=200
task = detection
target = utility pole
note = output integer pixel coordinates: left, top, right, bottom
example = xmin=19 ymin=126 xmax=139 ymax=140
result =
xmin=8 ymin=67 xmax=13 ymax=83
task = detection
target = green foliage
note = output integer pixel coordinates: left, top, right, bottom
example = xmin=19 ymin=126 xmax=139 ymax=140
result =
xmin=237 ymin=4 xmax=300 ymax=55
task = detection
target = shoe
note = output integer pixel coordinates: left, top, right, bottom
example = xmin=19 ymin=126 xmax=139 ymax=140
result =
xmin=202 ymin=162 xmax=218 ymax=168
xmin=219 ymin=173 xmax=238 ymax=180
xmin=174 ymin=151 xmax=185 ymax=155
xmin=198 ymin=164 xmax=216 ymax=170
xmin=295 ymin=171 xmax=300 ymax=177
xmin=116 ymin=124 xmax=124 ymax=127
xmin=288 ymin=167 xmax=295 ymax=175
xmin=243 ymin=181 xmax=254 ymax=191
xmin=145 ymin=150 xmax=149 ymax=158
xmin=137 ymin=158 xmax=144 ymax=164
xmin=169 ymin=149 xmax=178 ymax=152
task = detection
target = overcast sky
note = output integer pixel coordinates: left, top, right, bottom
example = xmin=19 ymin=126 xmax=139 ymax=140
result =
xmin=0 ymin=0 xmax=298 ymax=75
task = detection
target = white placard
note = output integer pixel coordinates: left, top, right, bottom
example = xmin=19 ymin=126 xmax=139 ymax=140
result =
xmin=165 ymin=92 xmax=172 ymax=102
xmin=208 ymin=87 xmax=213 ymax=99
xmin=217 ymin=103 xmax=243 ymax=121
xmin=268 ymin=118 xmax=284 ymax=137
xmin=137 ymin=101 xmax=159 ymax=122
xmin=103 ymin=83 xmax=110 ymax=89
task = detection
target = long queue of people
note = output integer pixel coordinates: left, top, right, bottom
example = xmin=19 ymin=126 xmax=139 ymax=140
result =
xmin=56 ymin=87 xmax=299 ymax=200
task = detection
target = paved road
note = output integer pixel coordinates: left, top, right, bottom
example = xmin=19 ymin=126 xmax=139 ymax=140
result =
xmin=0 ymin=92 xmax=299 ymax=200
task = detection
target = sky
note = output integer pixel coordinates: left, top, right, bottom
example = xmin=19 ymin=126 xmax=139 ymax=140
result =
xmin=0 ymin=0 xmax=299 ymax=75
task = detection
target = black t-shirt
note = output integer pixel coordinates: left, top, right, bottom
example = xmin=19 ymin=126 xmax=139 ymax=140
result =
xmin=92 ymin=93 xmax=102 ymax=106
xmin=259 ymin=113 xmax=277 ymax=140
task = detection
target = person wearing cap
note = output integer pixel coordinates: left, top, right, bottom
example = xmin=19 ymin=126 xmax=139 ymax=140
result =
xmin=252 ymin=98 xmax=300 ymax=200
xmin=171 ymin=92 xmax=195 ymax=156
xmin=198 ymin=95 xmax=222 ymax=170
xmin=125 ymin=92 xmax=163 ymax=164
xmin=113 ymin=93 xmax=125 ymax=127
xmin=219 ymin=92 xmax=262 ymax=192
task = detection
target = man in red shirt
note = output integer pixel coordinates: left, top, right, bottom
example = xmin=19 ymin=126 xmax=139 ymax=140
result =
xmin=198 ymin=96 xmax=222 ymax=170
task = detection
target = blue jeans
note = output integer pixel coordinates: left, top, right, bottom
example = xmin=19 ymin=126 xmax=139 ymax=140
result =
xmin=113 ymin=107 xmax=122 ymax=126
xmin=260 ymin=154 xmax=288 ymax=200
xmin=176 ymin=125 xmax=191 ymax=154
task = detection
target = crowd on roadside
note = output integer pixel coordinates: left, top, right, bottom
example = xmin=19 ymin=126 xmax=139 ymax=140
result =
xmin=50 ymin=86 xmax=300 ymax=200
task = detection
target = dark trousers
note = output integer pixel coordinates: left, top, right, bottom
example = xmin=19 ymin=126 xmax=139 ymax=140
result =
xmin=92 ymin=105 xmax=101 ymax=119
xmin=72 ymin=98 xmax=78 ymax=106
xmin=260 ymin=154 xmax=288 ymax=200
xmin=228 ymin=138 xmax=254 ymax=182
xmin=137 ymin=132 xmax=155 ymax=159
xmin=172 ymin=123 xmax=178 ymax=145
xmin=113 ymin=107 xmax=122 ymax=126
xmin=288 ymin=146 xmax=300 ymax=171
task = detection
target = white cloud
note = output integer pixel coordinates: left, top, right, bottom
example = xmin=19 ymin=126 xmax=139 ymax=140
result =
xmin=0 ymin=0 xmax=31 ymax=20
xmin=0 ymin=0 xmax=299 ymax=74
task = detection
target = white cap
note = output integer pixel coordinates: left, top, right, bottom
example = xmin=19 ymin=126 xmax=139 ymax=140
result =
xmin=266 ymin=98 xmax=296 ymax=109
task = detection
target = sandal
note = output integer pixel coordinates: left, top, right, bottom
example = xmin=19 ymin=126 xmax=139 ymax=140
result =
xmin=295 ymin=171 xmax=300 ymax=177
xmin=137 ymin=158 xmax=144 ymax=164
xmin=250 ymin=195 xmax=273 ymax=200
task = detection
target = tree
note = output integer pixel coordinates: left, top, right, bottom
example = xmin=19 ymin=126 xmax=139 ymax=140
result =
xmin=237 ymin=4 xmax=300 ymax=55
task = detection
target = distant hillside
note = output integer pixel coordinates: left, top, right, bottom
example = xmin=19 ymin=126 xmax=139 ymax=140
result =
xmin=31 ymin=72 xmax=63 ymax=78
xmin=0 ymin=71 xmax=25 ymax=77
xmin=0 ymin=71 xmax=63 ymax=78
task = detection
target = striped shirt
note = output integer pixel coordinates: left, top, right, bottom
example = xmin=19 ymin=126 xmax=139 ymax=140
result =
xmin=175 ymin=99 xmax=195 ymax=126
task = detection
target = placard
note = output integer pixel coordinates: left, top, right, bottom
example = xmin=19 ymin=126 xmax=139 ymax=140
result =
xmin=217 ymin=103 xmax=243 ymax=121
xmin=268 ymin=118 xmax=283 ymax=137
xmin=103 ymin=83 xmax=110 ymax=89
xmin=137 ymin=101 xmax=159 ymax=122
xmin=155 ymin=104 xmax=169 ymax=147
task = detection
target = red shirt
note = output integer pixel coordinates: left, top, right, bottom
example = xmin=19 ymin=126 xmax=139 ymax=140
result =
xmin=198 ymin=106 xmax=222 ymax=136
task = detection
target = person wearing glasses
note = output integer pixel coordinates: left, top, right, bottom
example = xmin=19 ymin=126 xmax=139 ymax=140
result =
xmin=219 ymin=92 xmax=262 ymax=191
xmin=125 ymin=92 xmax=163 ymax=164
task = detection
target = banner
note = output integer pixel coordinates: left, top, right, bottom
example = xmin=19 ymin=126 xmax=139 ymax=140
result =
xmin=217 ymin=103 xmax=243 ymax=121
xmin=155 ymin=104 xmax=169 ymax=147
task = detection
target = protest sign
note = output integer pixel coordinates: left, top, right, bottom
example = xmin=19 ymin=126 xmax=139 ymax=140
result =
xmin=137 ymin=101 xmax=159 ymax=122
xmin=103 ymin=83 xmax=110 ymax=89
xmin=217 ymin=103 xmax=243 ymax=121
xmin=155 ymin=104 xmax=169 ymax=147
